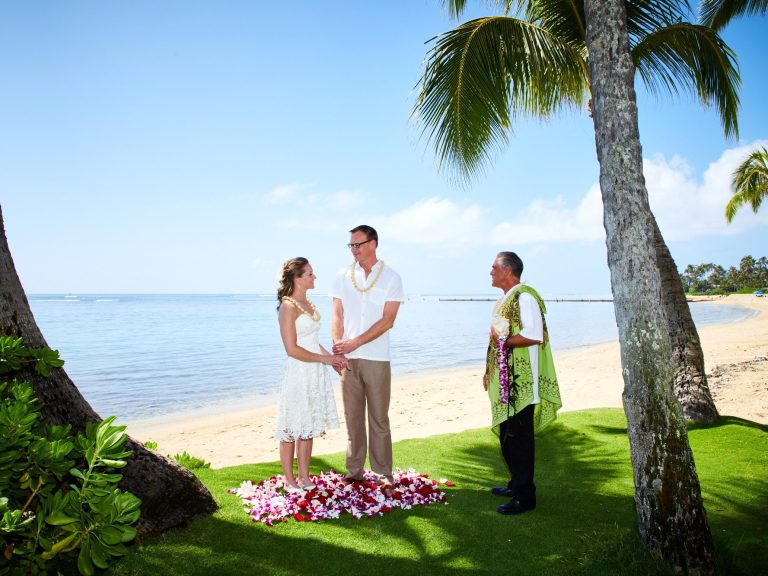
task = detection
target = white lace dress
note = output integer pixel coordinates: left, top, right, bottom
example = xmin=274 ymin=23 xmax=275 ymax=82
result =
xmin=274 ymin=312 xmax=339 ymax=442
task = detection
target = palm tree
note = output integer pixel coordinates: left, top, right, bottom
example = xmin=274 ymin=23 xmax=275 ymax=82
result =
xmin=584 ymin=2 xmax=714 ymax=569
xmin=0 ymin=204 xmax=218 ymax=534
xmin=415 ymin=0 xmax=720 ymax=570
xmin=726 ymin=146 xmax=768 ymax=221
xmin=700 ymin=0 xmax=768 ymax=30
xmin=415 ymin=0 xmax=740 ymax=423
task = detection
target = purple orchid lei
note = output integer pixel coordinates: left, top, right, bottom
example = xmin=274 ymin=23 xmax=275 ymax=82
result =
xmin=497 ymin=336 xmax=510 ymax=404
xmin=228 ymin=469 xmax=451 ymax=526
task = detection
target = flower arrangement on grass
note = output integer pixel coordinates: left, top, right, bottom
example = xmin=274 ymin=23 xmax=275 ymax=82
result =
xmin=228 ymin=469 xmax=453 ymax=526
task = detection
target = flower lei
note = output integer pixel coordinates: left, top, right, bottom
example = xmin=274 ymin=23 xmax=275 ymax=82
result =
xmin=281 ymin=295 xmax=320 ymax=321
xmin=497 ymin=336 xmax=510 ymax=404
xmin=350 ymin=261 xmax=385 ymax=293
xmin=228 ymin=469 xmax=452 ymax=526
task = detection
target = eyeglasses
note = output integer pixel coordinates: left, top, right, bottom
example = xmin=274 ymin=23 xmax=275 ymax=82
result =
xmin=347 ymin=239 xmax=374 ymax=249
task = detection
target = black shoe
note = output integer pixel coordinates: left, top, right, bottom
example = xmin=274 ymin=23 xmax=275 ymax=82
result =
xmin=490 ymin=486 xmax=514 ymax=498
xmin=497 ymin=498 xmax=536 ymax=515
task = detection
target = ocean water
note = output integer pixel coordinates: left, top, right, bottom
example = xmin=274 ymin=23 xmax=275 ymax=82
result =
xmin=27 ymin=294 xmax=754 ymax=422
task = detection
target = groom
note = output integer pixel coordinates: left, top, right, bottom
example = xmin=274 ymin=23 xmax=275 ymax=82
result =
xmin=330 ymin=225 xmax=404 ymax=492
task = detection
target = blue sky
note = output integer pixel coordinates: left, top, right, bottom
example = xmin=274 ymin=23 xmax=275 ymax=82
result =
xmin=1 ymin=1 xmax=766 ymax=296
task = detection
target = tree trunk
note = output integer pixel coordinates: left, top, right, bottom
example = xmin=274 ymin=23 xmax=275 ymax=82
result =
xmin=0 ymin=204 xmax=218 ymax=535
xmin=583 ymin=2 xmax=716 ymax=574
xmin=652 ymin=218 xmax=719 ymax=422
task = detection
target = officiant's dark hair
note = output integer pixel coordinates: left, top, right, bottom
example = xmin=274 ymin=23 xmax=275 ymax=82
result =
xmin=350 ymin=224 xmax=378 ymax=245
xmin=497 ymin=251 xmax=523 ymax=278
xmin=277 ymin=257 xmax=309 ymax=310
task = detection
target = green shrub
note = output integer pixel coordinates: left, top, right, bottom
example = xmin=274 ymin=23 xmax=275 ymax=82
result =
xmin=142 ymin=441 xmax=208 ymax=473
xmin=0 ymin=336 xmax=141 ymax=576
xmin=172 ymin=452 xmax=211 ymax=471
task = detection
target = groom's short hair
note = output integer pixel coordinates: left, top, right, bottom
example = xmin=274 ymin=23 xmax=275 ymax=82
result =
xmin=350 ymin=224 xmax=378 ymax=245
xmin=497 ymin=251 xmax=523 ymax=278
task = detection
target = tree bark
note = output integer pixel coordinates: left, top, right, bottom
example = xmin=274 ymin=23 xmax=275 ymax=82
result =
xmin=0 ymin=204 xmax=218 ymax=535
xmin=583 ymin=2 xmax=716 ymax=574
xmin=653 ymin=218 xmax=719 ymax=422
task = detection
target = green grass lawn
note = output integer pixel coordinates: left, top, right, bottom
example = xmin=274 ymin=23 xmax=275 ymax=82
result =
xmin=111 ymin=409 xmax=767 ymax=576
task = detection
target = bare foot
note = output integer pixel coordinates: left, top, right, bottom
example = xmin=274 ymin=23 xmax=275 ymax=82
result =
xmin=297 ymin=477 xmax=316 ymax=490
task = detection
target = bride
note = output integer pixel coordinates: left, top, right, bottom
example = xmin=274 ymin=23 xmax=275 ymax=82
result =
xmin=274 ymin=257 xmax=347 ymax=491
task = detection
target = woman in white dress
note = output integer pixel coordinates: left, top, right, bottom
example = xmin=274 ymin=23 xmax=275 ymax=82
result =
xmin=275 ymin=257 xmax=346 ymax=491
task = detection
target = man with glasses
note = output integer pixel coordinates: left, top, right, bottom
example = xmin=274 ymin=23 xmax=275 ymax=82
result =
xmin=331 ymin=225 xmax=404 ymax=494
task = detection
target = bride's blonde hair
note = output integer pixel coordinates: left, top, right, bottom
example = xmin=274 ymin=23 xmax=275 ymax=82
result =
xmin=277 ymin=257 xmax=309 ymax=310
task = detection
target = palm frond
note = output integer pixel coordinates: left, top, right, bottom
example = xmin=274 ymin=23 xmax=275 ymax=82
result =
xmin=700 ymin=0 xmax=768 ymax=31
xmin=726 ymin=146 xmax=768 ymax=221
xmin=624 ymin=0 xmax=692 ymax=44
xmin=632 ymin=22 xmax=740 ymax=138
xmin=443 ymin=0 xmax=522 ymax=19
xmin=413 ymin=16 xmax=588 ymax=181
xmin=526 ymin=0 xmax=589 ymax=49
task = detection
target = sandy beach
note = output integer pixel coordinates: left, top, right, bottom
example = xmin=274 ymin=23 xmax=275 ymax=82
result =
xmin=127 ymin=294 xmax=768 ymax=469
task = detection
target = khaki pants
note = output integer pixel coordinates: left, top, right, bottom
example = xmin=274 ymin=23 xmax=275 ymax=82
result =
xmin=341 ymin=359 xmax=392 ymax=481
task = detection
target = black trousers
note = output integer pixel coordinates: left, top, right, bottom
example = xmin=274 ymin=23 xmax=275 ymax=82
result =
xmin=499 ymin=403 xmax=536 ymax=503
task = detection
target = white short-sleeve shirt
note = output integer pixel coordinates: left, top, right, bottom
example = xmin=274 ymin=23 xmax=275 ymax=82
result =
xmin=502 ymin=286 xmax=543 ymax=404
xmin=330 ymin=260 xmax=405 ymax=361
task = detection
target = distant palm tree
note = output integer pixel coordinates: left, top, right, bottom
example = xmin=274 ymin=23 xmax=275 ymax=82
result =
xmin=414 ymin=0 xmax=740 ymax=422
xmin=726 ymin=146 xmax=768 ymax=221
xmin=700 ymin=0 xmax=768 ymax=31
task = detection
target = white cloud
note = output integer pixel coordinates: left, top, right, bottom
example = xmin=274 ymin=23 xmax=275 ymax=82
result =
xmin=329 ymin=190 xmax=364 ymax=209
xmin=648 ymin=141 xmax=768 ymax=240
xmin=383 ymin=197 xmax=488 ymax=252
xmin=489 ymin=184 xmax=604 ymax=245
xmin=380 ymin=142 xmax=768 ymax=251
xmin=262 ymin=183 xmax=312 ymax=205
xmin=264 ymin=143 xmax=768 ymax=256
xmin=378 ymin=188 xmax=604 ymax=252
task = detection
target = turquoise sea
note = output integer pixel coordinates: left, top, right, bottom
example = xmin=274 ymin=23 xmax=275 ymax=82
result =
xmin=28 ymin=294 xmax=754 ymax=422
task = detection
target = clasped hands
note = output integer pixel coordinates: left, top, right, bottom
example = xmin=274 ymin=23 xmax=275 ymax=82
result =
xmin=326 ymin=352 xmax=351 ymax=375
xmin=329 ymin=338 xmax=361 ymax=375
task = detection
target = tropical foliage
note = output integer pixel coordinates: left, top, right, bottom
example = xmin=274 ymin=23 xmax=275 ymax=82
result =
xmin=726 ymin=146 xmax=768 ymax=222
xmin=681 ymin=255 xmax=768 ymax=293
xmin=699 ymin=0 xmax=768 ymax=30
xmin=0 ymin=337 xmax=140 ymax=576
xmin=413 ymin=0 xmax=740 ymax=180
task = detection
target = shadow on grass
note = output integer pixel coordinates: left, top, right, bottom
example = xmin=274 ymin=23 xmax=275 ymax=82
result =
xmin=113 ymin=409 xmax=766 ymax=576
xmin=115 ymin=409 xmax=677 ymax=575
xmin=688 ymin=414 xmax=768 ymax=433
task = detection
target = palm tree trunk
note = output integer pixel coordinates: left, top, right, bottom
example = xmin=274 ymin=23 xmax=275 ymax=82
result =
xmin=653 ymin=218 xmax=719 ymax=422
xmin=583 ymin=1 xmax=715 ymax=574
xmin=0 ymin=204 xmax=217 ymax=535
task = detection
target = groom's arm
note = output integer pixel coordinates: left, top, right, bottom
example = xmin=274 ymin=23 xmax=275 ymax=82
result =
xmin=331 ymin=297 xmax=344 ymax=345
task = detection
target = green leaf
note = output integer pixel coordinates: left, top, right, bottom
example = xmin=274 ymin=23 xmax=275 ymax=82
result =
xmin=78 ymin=539 xmax=95 ymax=576
xmin=99 ymin=459 xmax=127 ymax=469
xmin=69 ymin=467 xmax=86 ymax=480
xmin=99 ymin=526 xmax=123 ymax=546
xmin=115 ymin=524 xmax=137 ymax=542
xmin=90 ymin=540 xmax=110 ymax=569
xmin=40 ymin=531 xmax=78 ymax=559
xmin=45 ymin=512 xmax=78 ymax=526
